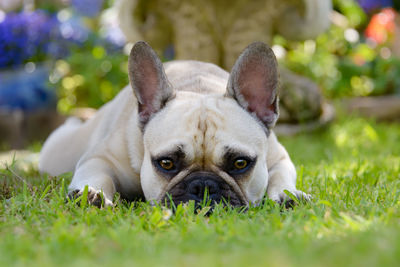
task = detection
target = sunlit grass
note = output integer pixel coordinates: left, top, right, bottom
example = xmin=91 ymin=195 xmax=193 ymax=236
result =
xmin=1 ymin=116 xmax=399 ymax=267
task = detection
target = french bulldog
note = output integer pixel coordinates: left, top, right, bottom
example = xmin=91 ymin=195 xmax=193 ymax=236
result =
xmin=39 ymin=41 xmax=311 ymax=208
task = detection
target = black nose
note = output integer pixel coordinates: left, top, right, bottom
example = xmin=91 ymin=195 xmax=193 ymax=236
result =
xmin=187 ymin=178 xmax=221 ymax=201
xmin=165 ymin=171 xmax=244 ymax=208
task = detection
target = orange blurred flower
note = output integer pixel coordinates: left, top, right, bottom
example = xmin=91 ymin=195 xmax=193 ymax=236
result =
xmin=365 ymin=8 xmax=396 ymax=44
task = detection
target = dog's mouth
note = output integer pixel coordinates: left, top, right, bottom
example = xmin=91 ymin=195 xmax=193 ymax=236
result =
xmin=160 ymin=171 xmax=247 ymax=208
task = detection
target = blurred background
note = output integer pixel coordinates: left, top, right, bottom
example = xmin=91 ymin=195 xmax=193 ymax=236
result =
xmin=0 ymin=0 xmax=399 ymax=150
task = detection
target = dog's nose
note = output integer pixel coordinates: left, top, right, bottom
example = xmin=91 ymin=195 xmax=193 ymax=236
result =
xmin=165 ymin=171 xmax=244 ymax=208
xmin=187 ymin=178 xmax=220 ymax=200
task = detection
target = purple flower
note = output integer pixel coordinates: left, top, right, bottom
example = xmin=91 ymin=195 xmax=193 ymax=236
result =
xmin=103 ymin=26 xmax=126 ymax=48
xmin=70 ymin=0 xmax=104 ymax=17
xmin=0 ymin=11 xmax=61 ymax=68
xmin=59 ymin=15 xmax=90 ymax=43
xmin=357 ymin=0 xmax=393 ymax=13
xmin=0 ymin=8 xmax=123 ymax=69
xmin=0 ymin=10 xmax=89 ymax=69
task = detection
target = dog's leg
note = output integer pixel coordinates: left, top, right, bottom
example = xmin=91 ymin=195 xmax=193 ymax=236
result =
xmin=266 ymin=132 xmax=311 ymax=206
xmin=68 ymin=158 xmax=116 ymax=207
xmin=39 ymin=117 xmax=89 ymax=176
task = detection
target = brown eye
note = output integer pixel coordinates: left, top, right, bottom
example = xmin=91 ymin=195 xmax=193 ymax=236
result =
xmin=234 ymin=159 xmax=248 ymax=169
xmin=159 ymin=159 xmax=174 ymax=170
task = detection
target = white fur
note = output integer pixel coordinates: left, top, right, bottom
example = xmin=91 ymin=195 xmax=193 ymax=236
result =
xmin=39 ymin=60 xmax=308 ymax=206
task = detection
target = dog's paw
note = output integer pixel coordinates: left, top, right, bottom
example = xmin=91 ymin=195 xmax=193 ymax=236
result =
xmin=67 ymin=187 xmax=113 ymax=208
xmin=270 ymin=190 xmax=312 ymax=208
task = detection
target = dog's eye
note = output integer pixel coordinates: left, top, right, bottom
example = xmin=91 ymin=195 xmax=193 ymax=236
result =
xmin=234 ymin=159 xmax=248 ymax=170
xmin=159 ymin=159 xmax=175 ymax=170
xmin=224 ymin=153 xmax=255 ymax=176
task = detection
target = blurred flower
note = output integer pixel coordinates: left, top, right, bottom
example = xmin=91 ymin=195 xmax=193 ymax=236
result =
xmin=0 ymin=11 xmax=60 ymax=68
xmin=365 ymin=8 xmax=396 ymax=44
xmin=272 ymin=44 xmax=287 ymax=59
xmin=358 ymin=0 xmax=393 ymax=14
xmin=344 ymin=28 xmax=360 ymax=43
xmin=0 ymin=10 xmax=94 ymax=69
xmin=59 ymin=14 xmax=90 ymax=42
xmin=0 ymin=64 xmax=56 ymax=111
xmin=100 ymin=7 xmax=126 ymax=48
xmin=162 ymin=208 xmax=172 ymax=221
xmin=70 ymin=0 xmax=104 ymax=17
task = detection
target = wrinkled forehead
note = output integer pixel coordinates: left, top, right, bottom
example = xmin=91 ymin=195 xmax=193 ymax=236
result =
xmin=143 ymin=94 xmax=268 ymax=159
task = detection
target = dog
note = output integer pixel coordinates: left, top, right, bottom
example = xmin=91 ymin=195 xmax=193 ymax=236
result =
xmin=39 ymin=41 xmax=311 ymax=208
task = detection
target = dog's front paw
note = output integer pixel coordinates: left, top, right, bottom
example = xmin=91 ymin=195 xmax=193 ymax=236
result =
xmin=67 ymin=187 xmax=113 ymax=208
xmin=270 ymin=190 xmax=312 ymax=208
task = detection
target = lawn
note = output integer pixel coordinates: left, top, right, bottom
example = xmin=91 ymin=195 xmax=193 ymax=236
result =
xmin=1 ymin=115 xmax=399 ymax=267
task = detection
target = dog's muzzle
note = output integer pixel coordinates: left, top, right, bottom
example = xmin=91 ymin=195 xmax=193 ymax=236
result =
xmin=162 ymin=171 xmax=245 ymax=207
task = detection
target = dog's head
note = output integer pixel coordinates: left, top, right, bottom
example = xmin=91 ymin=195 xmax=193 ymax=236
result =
xmin=128 ymin=41 xmax=279 ymax=207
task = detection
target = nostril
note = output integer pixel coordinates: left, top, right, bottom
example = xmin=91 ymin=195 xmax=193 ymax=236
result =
xmin=187 ymin=178 xmax=222 ymax=200
xmin=187 ymin=180 xmax=204 ymax=198
xmin=204 ymin=179 xmax=219 ymax=195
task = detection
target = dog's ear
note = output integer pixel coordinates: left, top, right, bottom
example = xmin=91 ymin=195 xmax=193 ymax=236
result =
xmin=128 ymin=41 xmax=174 ymax=124
xmin=226 ymin=42 xmax=279 ymax=129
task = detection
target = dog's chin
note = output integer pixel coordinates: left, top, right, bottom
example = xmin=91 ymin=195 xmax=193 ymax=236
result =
xmin=161 ymin=171 xmax=246 ymax=208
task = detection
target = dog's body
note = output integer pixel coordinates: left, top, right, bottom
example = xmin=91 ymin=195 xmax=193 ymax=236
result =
xmin=39 ymin=42 xmax=310 ymax=207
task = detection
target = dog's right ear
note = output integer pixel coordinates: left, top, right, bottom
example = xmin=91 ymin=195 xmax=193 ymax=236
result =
xmin=128 ymin=41 xmax=174 ymax=124
xmin=226 ymin=42 xmax=279 ymax=130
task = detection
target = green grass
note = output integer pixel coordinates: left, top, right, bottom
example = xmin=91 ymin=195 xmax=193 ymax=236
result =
xmin=1 ymin=116 xmax=399 ymax=267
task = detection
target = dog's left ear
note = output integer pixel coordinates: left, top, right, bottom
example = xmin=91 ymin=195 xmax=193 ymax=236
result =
xmin=226 ymin=42 xmax=279 ymax=129
xmin=128 ymin=41 xmax=174 ymax=124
